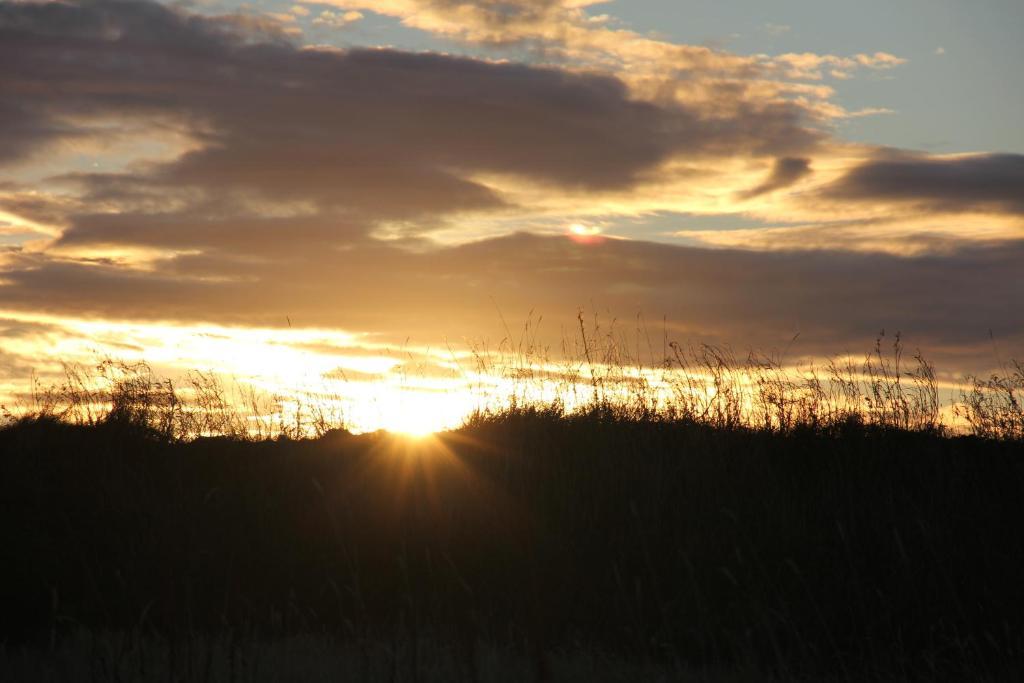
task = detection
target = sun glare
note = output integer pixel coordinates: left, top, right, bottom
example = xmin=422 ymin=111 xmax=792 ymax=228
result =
xmin=568 ymin=222 xmax=600 ymax=236
xmin=567 ymin=222 xmax=605 ymax=244
xmin=390 ymin=423 xmax=437 ymax=439
xmin=368 ymin=391 xmax=472 ymax=437
xmin=0 ymin=309 xmax=484 ymax=436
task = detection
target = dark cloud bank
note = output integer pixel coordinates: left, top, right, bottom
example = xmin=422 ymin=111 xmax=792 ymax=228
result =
xmin=4 ymin=234 xmax=1022 ymax=370
xmin=827 ymin=153 xmax=1024 ymax=215
xmin=2 ymin=0 xmax=817 ymax=205
xmin=1 ymin=0 xmax=1021 ymax=368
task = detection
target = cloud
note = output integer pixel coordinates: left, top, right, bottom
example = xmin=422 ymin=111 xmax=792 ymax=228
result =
xmin=317 ymin=0 xmax=903 ymax=98
xmin=0 ymin=1 xmax=1005 ymax=263
xmin=677 ymin=215 xmax=1023 ymax=255
xmin=1 ymin=233 xmax=1021 ymax=369
xmin=824 ymin=153 xmax=1024 ymax=216
xmin=738 ymin=157 xmax=812 ymax=199
xmin=1 ymin=0 xmax=828 ymax=252
xmin=771 ymin=51 xmax=906 ymax=80
xmin=0 ymin=0 xmax=1018 ymax=378
xmin=0 ymin=0 xmax=807 ymax=186
xmin=313 ymin=10 xmax=364 ymax=28
xmin=55 ymin=210 xmax=370 ymax=256
xmin=314 ymin=0 xmax=609 ymax=45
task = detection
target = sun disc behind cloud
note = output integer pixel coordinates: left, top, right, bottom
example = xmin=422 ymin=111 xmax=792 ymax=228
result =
xmin=569 ymin=223 xmax=601 ymax=236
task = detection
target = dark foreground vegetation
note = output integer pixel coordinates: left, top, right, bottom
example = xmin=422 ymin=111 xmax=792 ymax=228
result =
xmin=3 ymin=407 xmax=1024 ymax=682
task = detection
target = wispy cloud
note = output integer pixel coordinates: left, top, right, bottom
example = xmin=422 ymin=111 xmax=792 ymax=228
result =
xmin=312 ymin=9 xmax=364 ymax=28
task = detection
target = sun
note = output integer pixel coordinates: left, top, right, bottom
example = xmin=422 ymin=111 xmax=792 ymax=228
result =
xmin=386 ymin=415 xmax=440 ymax=438
xmin=567 ymin=222 xmax=605 ymax=244
xmin=568 ymin=222 xmax=601 ymax=237
xmin=368 ymin=389 xmax=474 ymax=437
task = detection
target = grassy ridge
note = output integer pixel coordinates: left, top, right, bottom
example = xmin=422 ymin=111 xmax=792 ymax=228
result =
xmin=2 ymin=411 xmax=1024 ymax=680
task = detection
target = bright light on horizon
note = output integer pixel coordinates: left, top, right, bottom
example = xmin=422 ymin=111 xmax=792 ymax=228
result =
xmin=0 ymin=309 xmax=982 ymax=438
xmin=568 ymin=222 xmax=601 ymax=236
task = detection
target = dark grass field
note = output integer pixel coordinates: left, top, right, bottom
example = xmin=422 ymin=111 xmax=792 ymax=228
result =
xmin=2 ymin=409 xmax=1024 ymax=681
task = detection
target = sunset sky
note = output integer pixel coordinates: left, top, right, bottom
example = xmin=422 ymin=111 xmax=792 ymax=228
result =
xmin=1 ymin=0 xmax=1021 ymax=432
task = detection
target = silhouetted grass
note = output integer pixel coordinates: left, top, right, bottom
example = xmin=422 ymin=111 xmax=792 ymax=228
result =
xmin=7 ymin=327 xmax=1022 ymax=441
xmin=2 ymin=403 xmax=1024 ymax=680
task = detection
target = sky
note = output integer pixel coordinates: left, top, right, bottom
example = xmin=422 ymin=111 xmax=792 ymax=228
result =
xmin=1 ymin=0 xmax=1022 ymax=432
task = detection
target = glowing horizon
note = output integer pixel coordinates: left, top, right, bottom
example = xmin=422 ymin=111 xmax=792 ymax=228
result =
xmin=0 ymin=308 xmax=986 ymax=437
